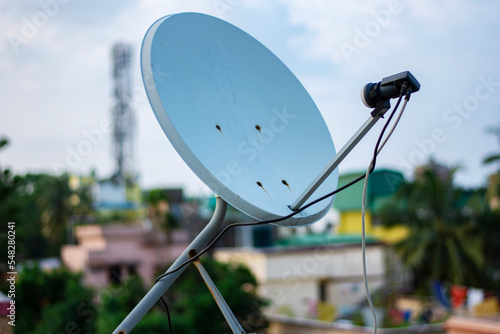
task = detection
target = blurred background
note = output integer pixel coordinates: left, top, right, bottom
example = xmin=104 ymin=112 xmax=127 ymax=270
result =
xmin=1 ymin=1 xmax=499 ymax=333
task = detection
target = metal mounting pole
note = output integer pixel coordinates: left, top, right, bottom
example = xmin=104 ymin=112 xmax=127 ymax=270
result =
xmin=290 ymin=104 xmax=389 ymax=211
xmin=191 ymin=252 xmax=246 ymax=334
xmin=113 ymin=196 xmax=228 ymax=334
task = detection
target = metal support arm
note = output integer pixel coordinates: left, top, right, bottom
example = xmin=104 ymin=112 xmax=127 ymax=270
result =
xmin=290 ymin=106 xmax=388 ymax=211
xmin=113 ymin=196 xmax=228 ymax=334
xmin=191 ymin=253 xmax=246 ymax=334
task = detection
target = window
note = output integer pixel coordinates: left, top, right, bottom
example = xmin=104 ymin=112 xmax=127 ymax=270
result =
xmin=128 ymin=264 xmax=137 ymax=277
xmin=109 ymin=265 xmax=122 ymax=284
xmin=319 ymin=280 xmax=328 ymax=302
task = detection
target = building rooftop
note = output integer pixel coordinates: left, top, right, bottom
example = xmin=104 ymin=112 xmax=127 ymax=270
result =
xmin=333 ymin=169 xmax=404 ymax=213
xmin=277 ymin=233 xmax=380 ymax=247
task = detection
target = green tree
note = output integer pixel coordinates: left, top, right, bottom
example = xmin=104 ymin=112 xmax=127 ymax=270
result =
xmin=97 ymin=275 xmax=179 ymax=334
xmin=0 ymin=138 xmax=20 ymax=258
xmin=145 ymin=188 xmax=179 ymax=241
xmin=0 ymin=136 xmax=93 ymax=261
xmin=26 ymin=173 xmax=74 ymax=256
xmin=0 ymin=172 xmax=83 ymax=260
xmin=483 ymin=122 xmax=500 ymax=210
xmin=103 ymin=259 xmax=269 ymax=333
xmin=475 ymin=208 xmax=500 ymax=291
xmin=380 ymin=166 xmax=486 ymax=290
xmin=16 ymin=264 xmax=96 ymax=334
xmin=165 ymin=257 xmax=269 ymax=333
xmin=483 ymin=122 xmax=500 ymax=169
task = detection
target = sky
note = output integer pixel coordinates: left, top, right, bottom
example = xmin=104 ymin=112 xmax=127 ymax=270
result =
xmin=1 ymin=0 xmax=500 ymax=197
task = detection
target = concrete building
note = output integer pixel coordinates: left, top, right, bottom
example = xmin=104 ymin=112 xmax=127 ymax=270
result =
xmin=215 ymin=235 xmax=386 ymax=319
xmin=333 ymin=169 xmax=408 ymax=244
xmin=213 ymin=168 xmax=415 ymax=328
xmin=62 ymin=223 xmax=189 ymax=287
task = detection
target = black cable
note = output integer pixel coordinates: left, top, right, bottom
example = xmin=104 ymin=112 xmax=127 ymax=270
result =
xmin=157 ymin=86 xmax=408 ymax=330
xmin=156 ymin=90 xmax=405 ymax=283
xmin=160 ymin=296 xmax=173 ymax=334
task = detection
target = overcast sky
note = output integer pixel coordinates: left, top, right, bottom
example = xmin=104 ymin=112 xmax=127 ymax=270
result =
xmin=1 ymin=0 xmax=500 ymax=196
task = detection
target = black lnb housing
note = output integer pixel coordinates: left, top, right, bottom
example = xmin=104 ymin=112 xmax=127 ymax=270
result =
xmin=361 ymin=71 xmax=420 ymax=109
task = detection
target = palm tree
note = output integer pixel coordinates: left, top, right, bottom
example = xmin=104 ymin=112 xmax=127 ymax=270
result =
xmin=145 ymin=189 xmax=179 ymax=242
xmin=23 ymin=173 xmax=93 ymax=257
xmin=483 ymin=122 xmax=500 ymax=210
xmin=29 ymin=173 xmax=74 ymax=256
xmin=483 ymin=122 xmax=500 ymax=169
xmin=380 ymin=165 xmax=485 ymax=289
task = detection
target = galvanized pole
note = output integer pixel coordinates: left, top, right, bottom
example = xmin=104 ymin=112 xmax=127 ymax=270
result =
xmin=113 ymin=196 xmax=228 ymax=334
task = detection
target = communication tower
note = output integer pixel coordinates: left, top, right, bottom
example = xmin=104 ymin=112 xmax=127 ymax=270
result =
xmin=111 ymin=42 xmax=135 ymax=183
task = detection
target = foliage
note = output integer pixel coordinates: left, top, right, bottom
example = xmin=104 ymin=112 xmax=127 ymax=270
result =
xmin=0 ymin=172 xmax=86 ymax=261
xmin=99 ymin=259 xmax=268 ymax=333
xmin=165 ymin=257 xmax=269 ymax=333
xmin=144 ymin=188 xmax=179 ymax=240
xmin=16 ymin=264 xmax=96 ymax=334
xmin=483 ymin=122 xmax=500 ymax=169
xmin=0 ymin=137 xmax=93 ymax=263
xmin=98 ymin=258 xmax=269 ymax=334
xmin=474 ymin=209 xmax=500 ymax=290
xmin=380 ymin=166 xmax=490 ymax=289
xmin=134 ymin=312 xmax=174 ymax=333
xmin=95 ymin=275 xmax=169 ymax=334
xmin=0 ymin=138 xmax=35 ymax=265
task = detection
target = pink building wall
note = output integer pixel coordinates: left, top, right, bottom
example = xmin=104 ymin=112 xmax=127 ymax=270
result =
xmin=62 ymin=223 xmax=190 ymax=287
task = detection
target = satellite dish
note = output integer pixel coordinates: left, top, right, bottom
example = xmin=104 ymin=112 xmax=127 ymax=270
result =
xmin=141 ymin=12 xmax=338 ymax=227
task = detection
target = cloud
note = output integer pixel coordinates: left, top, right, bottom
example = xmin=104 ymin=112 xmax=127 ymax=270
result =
xmin=1 ymin=0 xmax=500 ymax=191
xmin=260 ymin=0 xmax=500 ymax=71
